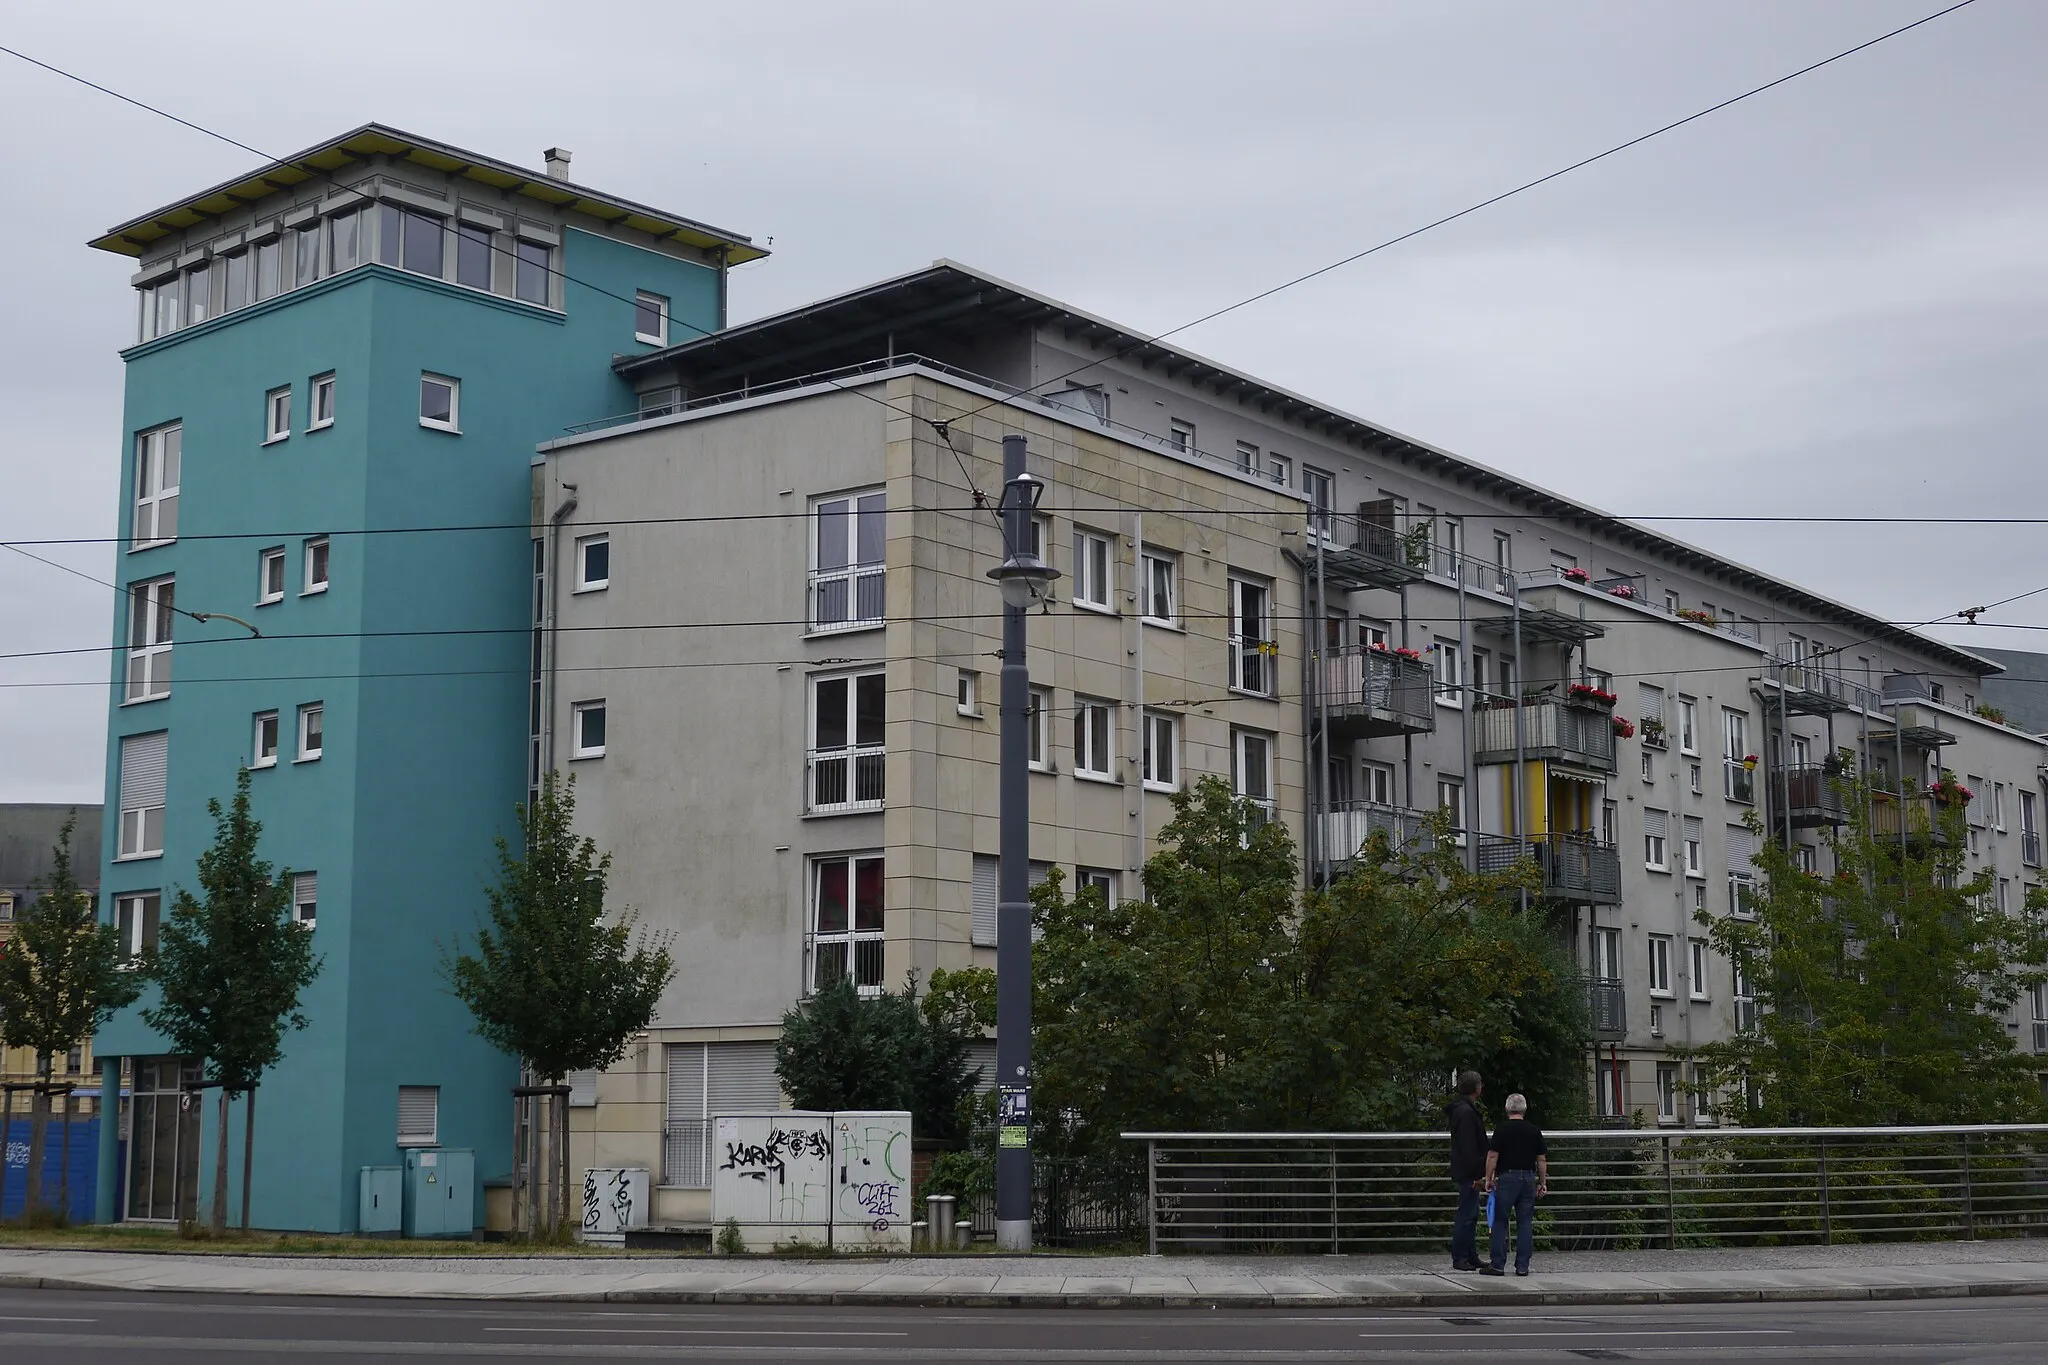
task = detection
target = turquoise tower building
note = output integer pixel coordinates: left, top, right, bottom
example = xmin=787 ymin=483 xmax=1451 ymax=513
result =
xmin=88 ymin=126 xmax=763 ymax=1231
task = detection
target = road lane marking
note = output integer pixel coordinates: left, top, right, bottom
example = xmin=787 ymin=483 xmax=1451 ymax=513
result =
xmin=0 ymin=1316 xmax=96 ymax=1323
xmin=486 ymin=1326 xmax=911 ymax=1337
xmin=1360 ymin=1328 xmax=1796 ymax=1339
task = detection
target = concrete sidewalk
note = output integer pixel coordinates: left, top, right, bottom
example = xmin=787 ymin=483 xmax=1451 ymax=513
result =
xmin=3 ymin=1239 xmax=2046 ymax=1308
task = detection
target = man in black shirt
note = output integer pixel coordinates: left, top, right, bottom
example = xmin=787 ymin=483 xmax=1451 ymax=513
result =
xmin=1481 ymin=1092 xmax=1548 ymax=1276
xmin=1444 ymin=1071 xmax=1486 ymax=1271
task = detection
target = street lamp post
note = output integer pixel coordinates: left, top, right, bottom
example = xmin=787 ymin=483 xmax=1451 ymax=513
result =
xmin=985 ymin=432 xmax=1057 ymax=1253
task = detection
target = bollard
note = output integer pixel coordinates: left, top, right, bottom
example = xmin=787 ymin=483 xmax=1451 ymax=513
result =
xmin=926 ymin=1195 xmax=957 ymax=1250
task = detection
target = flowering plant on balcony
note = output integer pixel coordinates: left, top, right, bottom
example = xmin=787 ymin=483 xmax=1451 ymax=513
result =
xmin=1612 ymin=715 xmax=1636 ymax=739
xmin=1368 ymin=642 xmax=1423 ymax=661
xmin=1676 ymin=607 xmax=1719 ymax=628
xmin=1640 ymin=717 xmax=1667 ymax=745
xmin=1567 ymin=682 xmax=1618 ymax=706
xmin=1928 ymin=771 xmax=1974 ymax=806
xmin=1607 ymin=583 xmax=1637 ymax=599
xmin=1561 ymin=566 xmax=1591 ymax=584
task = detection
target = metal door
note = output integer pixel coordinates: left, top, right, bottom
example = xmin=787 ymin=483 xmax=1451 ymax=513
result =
xmin=124 ymin=1057 xmax=201 ymax=1222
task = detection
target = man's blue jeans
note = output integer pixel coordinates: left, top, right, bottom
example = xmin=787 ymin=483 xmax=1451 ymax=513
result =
xmin=1490 ymin=1170 xmax=1538 ymax=1273
xmin=1450 ymin=1179 xmax=1482 ymax=1267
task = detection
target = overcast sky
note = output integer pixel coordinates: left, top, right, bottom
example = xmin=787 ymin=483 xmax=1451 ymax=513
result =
xmin=4 ymin=0 xmax=2045 ymax=804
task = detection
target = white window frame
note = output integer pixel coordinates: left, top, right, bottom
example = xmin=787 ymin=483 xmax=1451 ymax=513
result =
xmin=292 ymin=871 xmax=317 ymax=931
xmin=1434 ymin=640 xmax=1464 ymax=708
xmin=808 ymin=488 xmax=887 ymax=634
xmin=1140 ymin=550 xmax=1177 ymax=627
xmin=124 ymin=577 xmax=176 ymax=704
xmin=1722 ymin=708 xmax=1752 ymax=801
xmin=309 ymin=372 xmax=335 ymax=430
xmin=808 ymin=671 xmax=885 ymax=812
xmin=1648 ymin=933 xmax=1674 ymax=997
xmin=1072 ymin=528 xmax=1115 ymax=613
xmin=1677 ymin=696 xmax=1699 ymax=755
xmin=1994 ymin=782 xmax=2007 ymax=832
xmin=1142 ymin=710 xmax=1178 ymax=791
xmin=303 ymin=537 xmax=330 ymax=595
xmin=117 ymin=731 xmax=167 ymax=860
xmin=264 ymin=386 xmax=292 ymax=444
xmin=634 ymin=290 xmax=670 ymax=346
xmin=1235 ymin=439 xmax=1258 ymax=472
xmin=574 ymin=532 xmax=610 ymax=593
xmin=1363 ymin=760 xmax=1395 ymax=806
xmin=1689 ymin=938 xmax=1711 ymax=1001
xmin=1302 ymin=467 xmax=1334 ymax=537
xmin=1077 ymin=868 xmax=1118 ymax=908
xmin=1027 ymin=686 xmax=1052 ymax=771
xmin=116 ymin=891 xmax=160 ymax=961
xmin=956 ymin=668 xmax=981 ymax=718
xmin=297 ymin=702 xmax=324 ymax=763
xmin=419 ymin=372 xmax=460 ymax=432
xmin=132 ymin=424 xmax=181 ymax=549
xmin=571 ymin=699 xmax=607 ymax=760
xmin=1169 ymin=420 xmax=1196 ymax=453
xmin=252 ymin=710 xmax=279 ymax=769
xmin=811 ymin=852 xmax=884 ymax=996
xmin=1683 ymin=816 xmax=1704 ymax=878
xmin=1729 ymin=871 xmax=1756 ymax=920
xmin=1232 ymin=728 xmax=1275 ymax=821
xmin=257 ymin=547 xmax=286 ymax=606
xmin=1073 ymin=697 xmax=1116 ymax=781
xmin=1267 ymin=452 xmax=1291 ymax=487
xmin=1656 ymin=1062 xmax=1680 ymax=1124
xmin=1437 ymin=777 xmax=1466 ymax=846
xmin=1228 ymin=575 xmax=1276 ymax=698
xmin=1733 ymin=962 xmax=1757 ymax=1033
xmin=1644 ymin=808 xmax=1669 ymax=872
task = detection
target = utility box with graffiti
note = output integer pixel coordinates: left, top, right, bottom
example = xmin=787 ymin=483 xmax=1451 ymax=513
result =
xmin=578 ymin=1166 xmax=649 ymax=1245
xmin=710 ymin=1110 xmax=910 ymax=1252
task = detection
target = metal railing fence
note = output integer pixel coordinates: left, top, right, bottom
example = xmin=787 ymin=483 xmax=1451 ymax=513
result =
xmin=1125 ymin=1126 xmax=2048 ymax=1255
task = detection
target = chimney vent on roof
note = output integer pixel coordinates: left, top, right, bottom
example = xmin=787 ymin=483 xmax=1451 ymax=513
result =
xmin=543 ymin=147 xmax=573 ymax=179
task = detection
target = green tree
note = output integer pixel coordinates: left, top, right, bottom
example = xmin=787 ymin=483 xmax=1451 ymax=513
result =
xmin=439 ymin=772 xmax=674 ymax=1233
xmin=774 ymin=970 xmax=984 ymax=1145
xmin=143 ymin=769 xmax=322 ymax=1234
xmin=0 ymin=813 xmax=141 ymax=1217
xmin=1688 ymin=780 xmax=2048 ymax=1126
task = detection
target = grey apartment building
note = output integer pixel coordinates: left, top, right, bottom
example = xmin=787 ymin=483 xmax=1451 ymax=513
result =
xmin=537 ymin=262 xmax=2048 ymax=1223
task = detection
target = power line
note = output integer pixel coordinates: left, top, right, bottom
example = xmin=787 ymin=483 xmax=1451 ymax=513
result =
xmin=942 ymin=0 xmax=1982 ymax=428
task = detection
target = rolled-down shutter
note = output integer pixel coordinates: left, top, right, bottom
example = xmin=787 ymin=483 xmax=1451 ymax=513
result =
xmin=972 ymin=857 xmax=1052 ymax=946
xmin=707 ymin=1041 xmax=782 ymax=1114
xmin=664 ymin=1044 xmax=707 ymax=1186
xmin=566 ymin=1069 xmax=598 ymax=1108
xmin=1726 ymin=826 xmax=1757 ymax=878
xmin=397 ymin=1086 xmax=438 ymax=1145
xmin=121 ymin=731 xmax=167 ymax=811
xmin=1645 ymin=809 xmax=1669 ymax=843
xmin=1637 ymin=684 xmax=1665 ymax=723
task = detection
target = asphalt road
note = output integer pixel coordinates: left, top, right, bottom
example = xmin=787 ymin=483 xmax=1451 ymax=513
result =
xmin=2 ymin=1287 xmax=2046 ymax=1361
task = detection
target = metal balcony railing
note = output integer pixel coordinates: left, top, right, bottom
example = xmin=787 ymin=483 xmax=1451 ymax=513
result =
xmin=1473 ymin=697 xmax=1618 ymax=773
xmin=807 ymin=745 xmax=885 ymax=813
xmin=1476 ymin=832 xmax=1623 ymax=904
xmin=1230 ymin=636 xmax=1279 ymax=697
xmin=1322 ymin=803 xmax=1435 ymax=866
xmin=808 ymin=563 xmax=884 ymax=632
xmin=1591 ymin=572 xmax=1646 ymax=604
xmin=1585 ymin=978 xmax=1626 ymax=1036
xmin=1869 ymin=791 xmax=1948 ymax=847
xmin=1315 ymin=647 xmax=1435 ymax=737
xmin=1771 ymin=763 xmax=1848 ymax=828
xmin=1123 ymin=1125 xmax=2048 ymax=1254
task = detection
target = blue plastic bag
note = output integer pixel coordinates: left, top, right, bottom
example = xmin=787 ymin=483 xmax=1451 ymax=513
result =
xmin=1485 ymin=1191 xmax=1496 ymax=1230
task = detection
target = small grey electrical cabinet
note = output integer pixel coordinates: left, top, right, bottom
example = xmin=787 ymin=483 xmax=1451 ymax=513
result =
xmin=401 ymin=1148 xmax=475 ymax=1238
xmin=358 ymin=1166 xmax=403 ymax=1235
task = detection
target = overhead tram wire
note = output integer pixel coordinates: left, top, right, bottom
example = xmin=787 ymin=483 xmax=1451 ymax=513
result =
xmin=938 ymin=0 xmax=1984 ymax=429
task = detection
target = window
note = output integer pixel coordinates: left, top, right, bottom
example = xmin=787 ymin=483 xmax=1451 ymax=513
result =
xmin=309 ymin=373 xmax=335 ymax=429
xmin=1591 ymin=925 xmax=1622 ymax=982
xmin=1648 ymin=934 xmax=1673 ymax=997
xmin=292 ymin=871 xmax=317 ymax=931
xmin=1235 ymin=439 xmax=1258 ymax=472
xmin=1072 ymin=529 xmax=1114 ymax=611
xmin=634 ymin=291 xmax=669 ymax=345
xmin=955 ymin=668 xmax=980 ymax=717
xmin=809 ymin=672 xmax=885 ymax=811
xmin=810 ymin=489 xmax=886 ymax=632
xmin=132 ymin=425 xmax=181 ymax=548
xmin=1645 ymin=808 xmax=1669 ymax=871
xmin=813 ymin=853 xmax=884 ymax=993
xmin=293 ymin=223 xmax=321 ymax=288
xmin=252 ymin=711 xmax=279 ymax=769
xmin=1363 ymin=761 xmax=1394 ymax=806
xmin=1026 ymin=513 xmax=1051 ymax=561
xmin=258 ymin=548 xmax=286 ymax=605
xmin=571 ymin=699 xmax=607 ymax=760
xmin=419 ymin=373 xmax=460 ymax=431
xmin=1169 ymin=420 xmax=1195 ymax=453
xmin=1140 ymin=550 xmax=1177 ymax=626
xmin=399 ymin=210 xmax=446 ymax=277
xmin=1689 ymin=938 xmax=1710 ymax=1000
xmin=1733 ymin=962 xmax=1757 ymax=1033
xmin=125 ymin=577 xmax=175 ymax=702
xmin=1994 ymin=782 xmax=2008 ymax=831
xmin=329 ymin=208 xmax=362 ymax=273
xmin=1998 ymin=877 xmax=2011 ymax=914
xmin=1656 ymin=1063 xmax=1680 ymax=1123
xmin=515 ymin=238 xmax=551 ymax=305
xmin=662 ymin=1041 xmax=782 ymax=1186
xmin=397 ymin=1086 xmax=439 ymax=1146
xmin=1233 ymin=729 xmax=1275 ymax=822
xmin=454 ymin=221 xmax=492 ymax=290
xmin=117 ymin=732 xmax=167 ymax=859
xmin=2024 ymin=791 xmax=2040 ymax=867
xmin=1303 ymin=467 xmax=1334 ymax=536
xmin=1437 ymin=778 xmax=1466 ymax=844
xmin=1691 ymin=1062 xmax=1717 ymax=1124
xmin=1077 ymin=868 xmax=1118 ymax=908
xmin=222 ymin=248 xmax=250 ymax=313
xmin=254 ymin=237 xmax=282 ymax=302
xmin=1663 ymin=589 xmax=1680 ymax=614
xmin=1683 ymin=815 xmax=1704 ymax=877
xmin=1727 ymin=824 xmax=1756 ymax=916
xmin=185 ymin=262 xmax=211 ymax=326
xmin=1229 ymin=576 xmax=1275 ymax=696
xmin=1640 ymin=749 xmax=1654 ymax=782
xmin=1493 ymin=531 xmax=1513 ymax=574
xmin=1027 ymin=686 xmax=1052 ymax=770
xmin=116 ymin=892 xmax=161 ymax=960
xmin=297 ymin=703 xmax=324 ymax=762
xmin=1694 ymin=882 xmax=1707 ymax=912
xmin=1434 ymin=639 xmax=1463 ymax=707
xmin=1677 ymin=696 xmax=1699 ymax=755
xmin=303 ymin=538 xmax=330 ymax=595
xmin=1795 ymin=844 xmax=1818 ymax=876
xmin=1722 ymin=709 xmax=1753 ymax=801
xmin=574 ymin=533 xmax=609 ymax=592
xmin=1268 ymin=453 xmax=1291 ymax=487
xmin=1596 ymin=1058 xmax=1627 ymax=1120
xmin=264 ymin=384 xmax=292 ymax=444
xmin=1690 ymin=763 xmax=1703 ymax=796
xmin=1073 ymin=698 xmax=1115 ymax=780
xmin=1142 ymin=711 xmax=1178 ymax=790
xmin=1602 ymin=798 xmax=1619 ymax=847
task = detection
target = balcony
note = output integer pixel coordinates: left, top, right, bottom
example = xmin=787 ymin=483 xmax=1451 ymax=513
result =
xmin=1585 ymin=979 xmax=1626 ymax=1038
xmin=1323 ymin=802 xmax=1435 ymax=867
xmin=1767 ymin=645 xmax=1863 ymax=716
xmin=1477 ymin=832 xmax=1623 ymax=905
xmin=1315 ymin=509 xmax=1427 ymax=592
xmin=1868 ymin=791 xmax=1948 ymax=848
xmin=808 ymin=563 xmax=884 ymax=633
xmin=1771 ymin=763 xmax=1847 ymax=828
xmin=1316 ymin=647 xmax=1435 ymax=739
xmin=1474 ymin=698 xmax=1617 ymax=774
xmin=807 ymin=744 xmax=885 ymax=813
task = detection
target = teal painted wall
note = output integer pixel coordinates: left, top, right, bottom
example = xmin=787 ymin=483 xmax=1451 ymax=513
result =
xmin=95 ymin=227 xmax=723 ymax=1231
